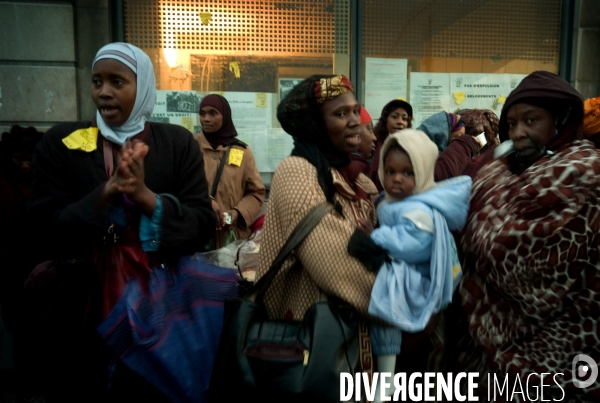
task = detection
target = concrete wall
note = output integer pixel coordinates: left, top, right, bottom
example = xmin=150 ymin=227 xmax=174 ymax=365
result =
xmin=75 ymin=0 xmax=112 ymax=122
xmin=573 ymin=0 xmax=600 ymax=99
xmin=0 ymin=0 xmax=110 ymax=136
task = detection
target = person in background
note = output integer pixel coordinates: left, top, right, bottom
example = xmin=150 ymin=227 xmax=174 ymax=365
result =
xmin=453 ymin=71 xmax=600 ymax=401
xmin=457 ymin=109 xmax=500 ymax=153
xmin=582 ymin=96 xmax=600 ymax=147
xmin=357 ymin=129 xmax=471 ymax=401
xmin=0 ymin=125 xmax=44 ymax=402
xmin=457 ymin=109 xmax=502 ymax=179
xmin=349 ymin=105 xmax=377 ymax=176
xmin=0 ymin=126 xmax=43 ymax=332
xmin=27 ymin=42 xmax=216 ymax=402
xmin=371 ymin=99 xmax=413 ymax=191
xmin=419 ymin=109 xmax=498 ymax=181
xmin=195 ymin=94 xmax=265 ymax=250
xmin=417 ymin=111 xmax=466 ymax=154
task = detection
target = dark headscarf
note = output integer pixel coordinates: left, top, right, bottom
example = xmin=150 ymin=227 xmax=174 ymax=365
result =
xmin=457 ymin=109 xmax=500 ymax=150
xmin=277 ymin=75 xmax=355 ymax=207
xmin=200 ymin=94 xmax=238 ymax=149
xmin=499 ymin=71 xmax=584 ymax=151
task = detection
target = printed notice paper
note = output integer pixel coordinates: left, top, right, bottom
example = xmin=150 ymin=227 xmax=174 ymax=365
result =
xmin=409 ymin=73 xmax=527 ymax=126
xmin=409 ymin=73 xmax=451 ymax=127
xmin=365 ymin=58 xmax=408 ymax=123
xmin=450 ymin=73 xmax=526 ymax=111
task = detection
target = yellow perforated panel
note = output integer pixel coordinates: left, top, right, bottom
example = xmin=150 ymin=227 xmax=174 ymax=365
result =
xmin=125 ymin=0 xmax=350 ymax=54
xmin=362 ymin=0 xmax=562 ymax=64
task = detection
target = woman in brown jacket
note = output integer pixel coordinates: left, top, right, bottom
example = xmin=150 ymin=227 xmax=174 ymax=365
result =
xmin=195 ymin=94 xmax=265 ymax=249
xmin=256 ymin=74 xmax=386 ymax=334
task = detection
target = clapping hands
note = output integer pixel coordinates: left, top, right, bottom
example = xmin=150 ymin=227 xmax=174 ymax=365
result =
xmin=103 ymin=140 xmax=156 ymax=215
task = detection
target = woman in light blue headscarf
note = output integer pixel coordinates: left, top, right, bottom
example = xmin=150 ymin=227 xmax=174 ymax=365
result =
xmin=92 ymin=42 xmax=156 ymax=146
xmin=27 ymin=42 xmax=215 ymax=401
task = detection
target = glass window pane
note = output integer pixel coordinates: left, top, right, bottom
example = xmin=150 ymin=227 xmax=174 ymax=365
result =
xmin=124 ymin=0 xmax=352 ymax=184
xmin=360 ymin=0 xmax=562 ymax=126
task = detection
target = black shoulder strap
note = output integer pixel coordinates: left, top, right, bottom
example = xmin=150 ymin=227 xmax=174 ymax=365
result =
xmin=251 ymin=203 xmax=332 ymax=298
xmin=210 ymin=147 xmax=230 ymax=198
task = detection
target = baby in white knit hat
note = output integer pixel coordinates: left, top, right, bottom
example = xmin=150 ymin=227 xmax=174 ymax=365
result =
xmin=358 ymin=129 xmax=472 ymax=402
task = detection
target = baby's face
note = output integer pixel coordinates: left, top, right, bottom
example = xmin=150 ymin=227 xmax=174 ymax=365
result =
xmin=382 ymin=148 xmax=415 ymax=200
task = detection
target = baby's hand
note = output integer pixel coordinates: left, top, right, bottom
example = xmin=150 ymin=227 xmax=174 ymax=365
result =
xmin=356 ymin=217 xmax=374 ymax=236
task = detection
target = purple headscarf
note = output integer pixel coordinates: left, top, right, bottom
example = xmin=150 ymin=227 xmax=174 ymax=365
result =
xmin=200 ymin=94 xmax=238 ymax=149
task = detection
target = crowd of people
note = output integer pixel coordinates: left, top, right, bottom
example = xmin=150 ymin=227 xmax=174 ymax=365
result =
xmin=0 ymin=42 xmax=599 ymax=403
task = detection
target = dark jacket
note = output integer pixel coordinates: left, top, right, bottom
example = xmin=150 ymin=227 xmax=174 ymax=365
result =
xmin=434 ymin=135 xmax=480 ymax=181
xmin=29 ymin=121 xmax=215 ymax=262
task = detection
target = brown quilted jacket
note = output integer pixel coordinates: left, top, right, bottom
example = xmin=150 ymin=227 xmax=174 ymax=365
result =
xmin=256 ymin=156 xmax=378 ymax=320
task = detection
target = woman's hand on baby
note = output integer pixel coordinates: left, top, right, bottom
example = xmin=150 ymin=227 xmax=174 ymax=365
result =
xmin=356 ymin=217 xmax=374 ymax=235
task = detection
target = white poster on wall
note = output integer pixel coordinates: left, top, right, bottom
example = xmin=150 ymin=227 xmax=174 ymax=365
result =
xmin=365 ymin=57 xmax=408 ymax=122
xmin=225 ymin=91 xmax=273 ymax=172
xmin=151 ymin=90 xmax=294 ymax=173
xmin=449 ymin=73 xmax=527 ymax=113
xmin=409 ymin=73 xmax=451 ymax=127
xmin=266 ymin=128 xmax=295 ymax=172
xmin=151 ymin=90 xmax=202 ymax=133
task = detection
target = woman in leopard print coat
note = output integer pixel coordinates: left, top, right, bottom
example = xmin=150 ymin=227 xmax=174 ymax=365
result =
xmin=456 ymin=71 xmax=600 ymax=402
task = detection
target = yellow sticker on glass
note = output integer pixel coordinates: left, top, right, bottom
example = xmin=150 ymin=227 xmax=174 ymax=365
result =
xmin=229 ymin=148 xmax=244 ymax=166
xmin=229 ymin=62 xmax=240 ymax=78
xmin=453 ymin=92 xmax=466 ymax=105
xmin=199 ymin=12 xmax=212 ymax=25
xmin=256 ymin=93 xmax=268 ymax=108
xmin=61 ymin=127 xmax=98 ymax=152
xmin=181 ymin=116 xmax=194 ymax=132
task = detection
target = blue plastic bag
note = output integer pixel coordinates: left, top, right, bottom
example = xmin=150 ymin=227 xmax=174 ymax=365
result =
xmin=98 ymin=255 xmax=240 ymax=403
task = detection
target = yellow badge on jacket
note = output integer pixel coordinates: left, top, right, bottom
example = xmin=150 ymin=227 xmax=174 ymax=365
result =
xmin=229 ymin=148 xmax=244 ymax=166
xmin=62 ymin=127 xmax=98 ymax=152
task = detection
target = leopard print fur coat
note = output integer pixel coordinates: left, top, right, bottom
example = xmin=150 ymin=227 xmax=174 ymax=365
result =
xmin=459 ymin=140 xmax=600 ymax=401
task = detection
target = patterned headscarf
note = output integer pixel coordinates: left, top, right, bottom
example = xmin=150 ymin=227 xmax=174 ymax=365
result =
xmin=314 ymin=75 xmax=353 ymax=105
xmin=92 ymin=42 xmax=156 ymax=146
xmin=457 ymin=109 xmax=500 ymax=149
xmin=199 ymin=94 xmax=238 ymax=149
xmin=583 ymin=96 xmax=600 ymax=136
